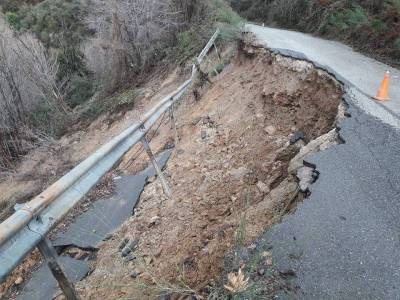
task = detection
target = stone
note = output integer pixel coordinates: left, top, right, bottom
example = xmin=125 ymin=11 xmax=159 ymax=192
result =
xmin=144 ymin=256 xmax=153 ymax=265
xmin=266 ymin=258 xmax=273 ymax=266
xmin=191 ymin=117 xmax=202 ymax=125
xmin=118 ymin=238 xmax=129 ymax=251
xmin=279 ymin=269 xmax=296 ymax=278
xmin=130 ymin=271 xmax=140 ymax=279
xmin=148 ymin=176 xmax=156 ymax=183
xmin=228 ymin=167 xmax=250 ymax=181
xmin=14 ymin=276 xmax=23 ymax=285
xmin=264 ymin=125 xmax=276 ymax=135
xmin=297 ymin=166 xmax=316 ymax=192
xmin=288 ymin=129 xmax=338 ymax=174
xmin=121 ymin=239 xmax=139 ymax=257
xmin=256 ymin=181 xmax=270 ymax=194
xmin=102 ymin=233 xmax=113 ymax=241
xmin=290 ymin=131 xmax=305 ymax=145
xmin=262 ymin=251 xmax=272 ymax=258
xmin=125 ymin=254 xmax=136 ymax=262
xmin=149 ymin=216 xmax=161 ymax=226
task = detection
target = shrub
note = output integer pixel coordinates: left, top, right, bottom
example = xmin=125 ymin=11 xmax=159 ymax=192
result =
xmin=393 ymin=0 xmax=400 ymax=14
xmin=329 ymin=5 xmax=368 ymax=32
xmin=5 ymin=12 xmax=20 ymax=29
xmin=214 ymin=0 xmax=244 ymax=27
xmin=66 ymin=75 xmax=95 ymax=108
xmin=82 ymin=89 xmax=137 ymax=121
xmin=394 ymin=38 xmax=400 ymax=50
xmin=29 ymin=101 xmax=69 ymax=137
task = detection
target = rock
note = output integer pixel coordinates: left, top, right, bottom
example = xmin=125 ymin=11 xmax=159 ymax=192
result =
xmin=279 ymin=269 xmax=296 ymax=278
xmin=256 ymin=181 xmax=270 ymax=194
xmin=14 ymin=276 xmax=23 ymax=285
xmin=130 ymin=271 xmax=140 ymax=279
xmin=148 ymin=176 xmax=156 ymax=183
xmin=262 ymin=251 xmax=272 ymax=258
xmin=144 ymin=256 xmax=153 ymax=265
xmin=149 ymin=216 xmax=161 ymax=226
xmin=264 ymin=125 xmax=276 ymax=135
xmin=258 ymin=268 xmax=265 ymax=276
xmin=191 ymin=117 xmax=202 ymax=126
xmin=297 ymin=166 xmax=317 ymax=192
xmin=266 ymin=258 xmax=273 ymax=266
xmin=228 ymin=167 xmax=250 ymax=181
xmin=125 ymin=254 xmax=136 ymax=262
xmin=288 ymin=129 xmax=338 ymax=174
xmin=121 ymin=239 xmax=139 ymax=257
xmin=102 ymin=233 xmax=113 ymax=241
xmin=290 ymin=131 xmax=305 ymax=145
xmin=118 ymin=238 xmax=129 ymax=251
xmin=154 ymin=248 xmax=163 ymax=258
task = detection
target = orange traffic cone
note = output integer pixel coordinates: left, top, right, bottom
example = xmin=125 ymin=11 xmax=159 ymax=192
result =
xmin=374 ymin=71 xmax=390 ymax=101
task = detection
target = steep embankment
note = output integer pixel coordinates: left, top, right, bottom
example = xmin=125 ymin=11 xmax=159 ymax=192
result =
xmin=79 ymin=42 xmax=344 ymax=300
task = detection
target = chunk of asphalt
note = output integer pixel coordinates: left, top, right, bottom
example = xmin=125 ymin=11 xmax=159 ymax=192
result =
xmin=118 ymin=238 xmax=129 ymax=251
xmin=52 ymin=150 xmax=172 ymax=249
xmin=290 ymin=131 xmax=305 ymax=145
xmin=121 ymin=239 xmax=139 ymax=257
xmin=124 ymin=254 xmax=137 ymax=262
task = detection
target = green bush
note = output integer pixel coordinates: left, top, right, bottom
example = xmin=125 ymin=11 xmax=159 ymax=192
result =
xmin=393 ymin=0 xmax=400 ymax=14
xmin=214 ymin=0 xmax=244 ymax=27
xmin=394 ymin=38 xmax=400 ymax=50
xmin=370 ymin=18 xmax=386 ymax=33
xmin=11 ymin=0 xmax=90 ymax=81
xmin=67 ymin=76 xmax=95 ymax=108
xmin=329 ymin=5 xmax=369 ymax=32
xmin=29 ymin=101 xmax=69 ymax=137
xmin=82 ymin=89 xmax=137 ymax=121
xmin=1 ymin=0 xmax=24 ymax=13
xmin=5 ymin=11 xmax=20 ymax=29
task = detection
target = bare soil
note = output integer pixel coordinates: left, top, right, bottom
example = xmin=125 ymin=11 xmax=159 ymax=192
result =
xmin=0 ymin=65 xmax=188 ymax=299
xmin=78 ymin=44 xmax=344 ymax=299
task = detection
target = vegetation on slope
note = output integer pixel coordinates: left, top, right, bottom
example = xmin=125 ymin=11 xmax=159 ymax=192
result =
xmin=0 ymin=0 xmax=242 ymax=172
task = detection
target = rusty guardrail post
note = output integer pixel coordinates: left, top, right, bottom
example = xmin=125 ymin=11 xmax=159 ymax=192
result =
xmin=37 ymin=239 xmax=80 ymax=300
xmin=141 ymin=133 xmax=172 ymax=198
xmin=169 ymin=103 xmax=180 ymax=144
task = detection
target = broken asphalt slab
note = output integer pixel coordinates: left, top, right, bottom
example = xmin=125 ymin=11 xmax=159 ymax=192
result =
xmin=266 ymin=100 xmax=400 ymax=299
xmin=17 ymin=256 xmax=89 ymax=300
xmin=18 ymin=150 xmax=172 ymax=300
xmin=52 ymin=149 xmax=172 ymax=249
xmin=246 ymin=24 xmax=400 ymax=121
xmin=247 ymin=25 xmax=400 ymax=299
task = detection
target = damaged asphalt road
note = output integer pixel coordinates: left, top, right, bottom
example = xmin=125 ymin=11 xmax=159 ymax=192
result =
xmin=248 ymin=25 xmax=400 ymax=299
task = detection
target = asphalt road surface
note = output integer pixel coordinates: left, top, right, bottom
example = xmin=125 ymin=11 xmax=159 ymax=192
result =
xmin=248 ymin=25 xmax=400 ymax=299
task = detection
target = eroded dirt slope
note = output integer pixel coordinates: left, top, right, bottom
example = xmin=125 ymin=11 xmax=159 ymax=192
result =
xmin=80 ymin=45 xmax=343 ymax=299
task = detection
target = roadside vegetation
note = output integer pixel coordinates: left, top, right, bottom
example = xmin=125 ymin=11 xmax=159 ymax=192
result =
xmin=0 ymin=0 xmax=243 ymax=174
xmin=230 ymin=0 xmax=400 ymax=66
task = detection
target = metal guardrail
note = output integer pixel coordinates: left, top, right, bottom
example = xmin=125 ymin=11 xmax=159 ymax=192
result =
xmin=0 ymin=29 xmax=220 ymax=284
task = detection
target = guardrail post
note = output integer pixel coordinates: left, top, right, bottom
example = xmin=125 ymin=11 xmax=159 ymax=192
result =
xmin=37 ymin=238 xmax=80 ymax=300
xmin=213 ymin=42 xmax=221 ymax=62
xmin=141 ymin=136 xmax=172 ymax=198
xmin=169 ymin=104 xmax=180 ymax=144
